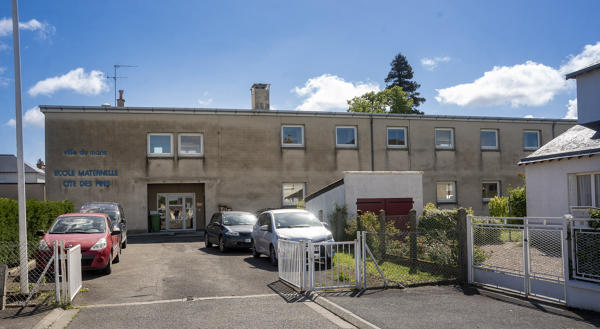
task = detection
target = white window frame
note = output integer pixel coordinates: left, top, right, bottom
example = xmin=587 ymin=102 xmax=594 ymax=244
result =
xmin=480 ymin=129 xmax=499 ymax=150
xmin=436 ymin=181 xmax=457 ymax=203
xmin=387 ymin=127 xmax=408 ymax=149
xmin=281 ymin=125 xmax=304 ymax=148
xmin=282 ymin=183 xmax=306 ymax=207
xmin=575 ymin=172 xmax=600 ymax=207
xmin=336 ymin=126 xmax=358 ymax=148
xmin=147 ymin=133 xmax=173 ymax=157
xmin=178 ymin=133 xmax=204 ymax=157
xmin=435 ymin=128 xmax=454 ymax=150
xmin=523 ymin=130 xmax=541 ymax=150
xmin=482 ymin=181 xmax=501 ymax=202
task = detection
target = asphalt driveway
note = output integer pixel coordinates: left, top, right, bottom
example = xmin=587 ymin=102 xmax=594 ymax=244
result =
xmin=74 ymin=234 xmax=279 ymax=306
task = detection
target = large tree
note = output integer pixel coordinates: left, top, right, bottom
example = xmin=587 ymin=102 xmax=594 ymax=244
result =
xmin=384 ymin=53 xmax=426 ymax=109
xmin=347 ymin=85 xmax=421 ymax=114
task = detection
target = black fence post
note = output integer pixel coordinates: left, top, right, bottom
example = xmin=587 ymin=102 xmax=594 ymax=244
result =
xmin=456 ymin=208 xmax=468 ymax=284
xmin=378 ymin=210 xmax=386 ymax=259
xmin=0 ymin=264 xmax=7 ymax=310
xmin=409 ymin=209 xmax=417 ymax=269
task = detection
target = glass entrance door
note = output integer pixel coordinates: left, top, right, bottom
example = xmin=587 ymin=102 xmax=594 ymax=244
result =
xmin=157 ymin=193 xmax=195 ymax=230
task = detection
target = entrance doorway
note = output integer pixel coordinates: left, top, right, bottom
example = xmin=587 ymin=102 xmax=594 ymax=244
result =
xmin=157 ymin=193 xmax=195 ymax=230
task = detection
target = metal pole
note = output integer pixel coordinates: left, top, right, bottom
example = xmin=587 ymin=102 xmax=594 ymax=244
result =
xmin=54 ymin=241 xmax=60 ymax=303
xmin=11 ymin=0 xmax=28 ymax=295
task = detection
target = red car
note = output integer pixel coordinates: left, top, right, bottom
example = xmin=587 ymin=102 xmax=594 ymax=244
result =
xmin=37 ymin=213 xmax=121 ymax=274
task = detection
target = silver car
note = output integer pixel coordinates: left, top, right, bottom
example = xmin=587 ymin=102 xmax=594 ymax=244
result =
xmin=251 ymin=209 xmax=334 ymax=265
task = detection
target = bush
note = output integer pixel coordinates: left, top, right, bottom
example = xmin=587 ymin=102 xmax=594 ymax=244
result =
xmin=488 ymin=196 xmax=509 ymax=217
xmin=0 ymin=198 xmax=74 ymax=244
xmin=508 ymin=185 xmax=526 ymax=217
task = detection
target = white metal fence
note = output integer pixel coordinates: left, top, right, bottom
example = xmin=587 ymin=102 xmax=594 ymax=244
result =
xmin=67 ymin=245 xmax=82 ymax=301
xmin=569 ymin=217 xmax=600 ymax=283
xmin=467 ymin=216 xmax=567 ymax=303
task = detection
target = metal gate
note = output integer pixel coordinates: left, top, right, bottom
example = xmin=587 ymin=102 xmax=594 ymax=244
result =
xmin=278 ymin=239 xmax=361 ymax=291
xmin=467 ymin=215 xmax=567 ymax=303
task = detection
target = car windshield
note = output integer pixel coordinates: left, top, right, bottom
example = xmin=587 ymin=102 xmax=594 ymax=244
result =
xmin=80 ymin=205 xmax=118 ymax=224
xmin=223 ymin=213 xmax=257 ymax=226
xmin=274 ymin=212 xmax=322 ymax=228
xmin=49 ymin=216 xmax=106 ymax=234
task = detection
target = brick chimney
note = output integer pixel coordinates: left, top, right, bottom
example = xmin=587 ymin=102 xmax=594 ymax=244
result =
xmin=36 ymin=159 xmax=45 ymax=170
xmin=117 ymin=90 xmax=125 ymax=108
xmin=251 ymin=83 xmax=270 ymax=110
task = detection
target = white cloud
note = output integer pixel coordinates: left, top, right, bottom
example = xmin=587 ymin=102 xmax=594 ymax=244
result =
xmin=0 ymin=17 xmax=55 ymax=39
xmin=524 ymin=114 xmax=534 ymax=118
xmin=293 ymin=74 xmax=379 ymax=111
xmin=421 ymin=56 xmax=451 ymax=71
xmin=559 ymin=42 xmax=600 ymax=75
xmin=436 ymin=61 xmax=566 ymax=107
xmin=435 ymin=42 xmax=600 ymax=109
xmin=564 ymin=99 xmax=577 ymax=119
xmin=28 ymin=68 xmax=109 ymax=96
xmin=4 ymin=107 xmax=45 ymax=128
xmin=197 ymin=92 xmax=213 ymax=106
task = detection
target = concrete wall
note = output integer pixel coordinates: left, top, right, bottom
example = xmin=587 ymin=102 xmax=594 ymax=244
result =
xmin=0 ymin=183 xmax=45 ymax=200
xmin=576 ymin=69 xmax=600 ymax=125
xmin=0 ymin=172 xmax=45 ymax=183
xmin=42 ymin=108 xmax=574 ymax=232
xmin=525 ymin=156 xmax=600 ymax=217
xmin=343 ymin=171 xmax=423 ymax=217
xmin=305 ymin=184 xmax=345 ymax=224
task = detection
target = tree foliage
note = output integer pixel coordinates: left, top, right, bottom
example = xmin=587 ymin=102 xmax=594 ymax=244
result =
xmin=488 ymin=196 xmax=509 ymax=217
xmin=347 ymin=85 xmax=421 ymax=114
xmin=384 ymin=52 xmax=425 ymax=109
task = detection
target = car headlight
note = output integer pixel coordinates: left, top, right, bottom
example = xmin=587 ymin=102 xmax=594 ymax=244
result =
xmin=38 ymin=239 xmax=50 ymax=251
xmin=90 ymin=238 xmax=107 ymax=250
xmin=225 ymin=231 xmax=239 ymax=236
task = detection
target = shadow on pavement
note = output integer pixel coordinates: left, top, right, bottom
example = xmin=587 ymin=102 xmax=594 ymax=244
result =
xmin=128 ymin=234 xmax=203 ymax=244
xmin=199 ymin=246 xmax=252 ymax=257
xmin=267 ymin=280 xmax=309 ymax=303
xmin=242 ymin=256 xmax=278 ymax=272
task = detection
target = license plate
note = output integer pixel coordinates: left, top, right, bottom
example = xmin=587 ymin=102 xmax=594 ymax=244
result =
xmin=244 ymin=239 xmax=251 ymax=243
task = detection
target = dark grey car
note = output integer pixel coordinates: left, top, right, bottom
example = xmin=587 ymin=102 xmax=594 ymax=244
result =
xmin=205 ymin=211 xmax=257 ymax=252
xmin=80 ymin=202 xmax=128 ymax=248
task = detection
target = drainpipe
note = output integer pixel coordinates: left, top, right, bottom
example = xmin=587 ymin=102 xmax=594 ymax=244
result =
xmin=370 ymin=116 xmax=374 ymax=171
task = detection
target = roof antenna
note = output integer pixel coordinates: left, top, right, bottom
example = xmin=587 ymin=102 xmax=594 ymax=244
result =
xmin=106 ymin=64 xmax=137 ymax=107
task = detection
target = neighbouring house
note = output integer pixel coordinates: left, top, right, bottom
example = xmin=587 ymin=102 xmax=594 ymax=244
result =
xmin=0 ymin=154 xmax=46 ymax=200
xmin=41 ymin=86 xmax=573 ymax=233
xmin=520 ymin=62 xmax=600 ymax=217
xmin=305 ymin=171 xmax=423 ymax=230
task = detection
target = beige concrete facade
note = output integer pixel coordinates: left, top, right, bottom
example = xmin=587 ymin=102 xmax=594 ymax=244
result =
xmin=41 ymin=106 xmax=574 ymax=233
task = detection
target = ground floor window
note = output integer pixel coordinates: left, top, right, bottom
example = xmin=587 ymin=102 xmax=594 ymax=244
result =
xmin=482 ymin=181 xmax=500 ymax=201
xmin=437 ymin=181 xmax=456 ymax=203
xmin=282 ymin=183 xmax=305 ymax=207
xmin=576 ymin=173 xmax=600 ymax=207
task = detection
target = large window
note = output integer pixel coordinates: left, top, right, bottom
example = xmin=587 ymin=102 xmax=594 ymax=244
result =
xmin=480 ymin=129 xmax=498 ymax=150
xmin=435 ymin=128 xmax=454 ymax=149
xmin=437 ymin=181 xmax=456 ymax=203
xmin=576 ymin=174 xmax=600 ymax=207
xmin=387 ymin=127 xmax=407 ymax=148
xmin=148 ymin=133 xmax=173 ymax=156
xmin=336 ymin=127 xmax=357 ymax=148
xmin=178 ymin=134 xmax=203 ymax=156
xmin=524 ymin=130 xmax=540 ymax=150
xmin=282 ymin=183 xmax=305 ymax=207
xmin=482 ymin=181 xmax=500 ymax=201
xmin=281 ymin=125 xmax=304 ymax=147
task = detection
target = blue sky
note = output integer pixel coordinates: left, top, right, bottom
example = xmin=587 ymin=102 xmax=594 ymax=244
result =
xmin=1 ymin=0 xmax=599 ymax=163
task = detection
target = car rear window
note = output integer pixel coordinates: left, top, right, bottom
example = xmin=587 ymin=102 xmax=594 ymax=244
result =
xmin=80 ymin=204 xmax=119 ymax=224
xmin=49 ymin=216 xmax=106 ymax=234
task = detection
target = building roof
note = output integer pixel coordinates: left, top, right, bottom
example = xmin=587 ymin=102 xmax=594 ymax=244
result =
xmin=519 ymin=122 xmax=600 ymax=165
xmin=566 ymin=61 xmax=600 ymax=80
xmin=304 ymin=178 xmax=344 ymax=202
xmin=0 ymin=154 xmax=44 ymax=174
xmin=39 ymin=105 xmax=576 ymax=124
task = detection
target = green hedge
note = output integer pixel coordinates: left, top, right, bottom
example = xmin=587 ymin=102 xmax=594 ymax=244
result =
xmin=0 ymin=198 xmax=74 ymax=244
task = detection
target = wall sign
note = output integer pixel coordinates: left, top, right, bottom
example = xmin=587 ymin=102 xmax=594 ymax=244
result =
xmin=58 ymin=149 xmax=117 ymax=188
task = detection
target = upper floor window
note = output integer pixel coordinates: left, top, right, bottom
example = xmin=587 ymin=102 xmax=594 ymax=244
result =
xmin=482 ymin=181 xmax=500 ymax=201
xmin=437 ymin=181 xmax=456 ymax=203
xmin=179 ymin=134 xmax=203 ymax=157
xmin=148 ymin=133 xmax=173 ymax=157
xmin=336 ymin=126 xmax=357 ymax=148
xmin=480 ymin=129 xmax=499 ymax=150
xmin=435 ymin=128 xmax=454 ymax=149
xmin=282 ymin=183 xmax=305 ymax=207
xmin=281 ymin=125 xmax=304 ymax=147
xmin=387 ymin=127 xmax=407 ymax=148
xmin=523 ymin=131 xmax=540 ymax=150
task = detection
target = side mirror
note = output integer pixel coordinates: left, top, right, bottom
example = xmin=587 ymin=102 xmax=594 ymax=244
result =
xmin=36 ymin=230 xmax=45 ymax=237
xmin=260 ymin=225 xmax=269 ymax=231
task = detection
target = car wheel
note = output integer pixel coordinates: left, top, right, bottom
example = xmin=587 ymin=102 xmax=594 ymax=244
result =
xmin=104 ymin=252 xmax=112 ymax=275
xmin=205 ymin=233 xmax=212 ymax=248
xmin=219 ymin=236 xmax=227 ymax=253
xmin=251 ymin=241 xmax=260 ymax=258
xmin=269 ymin=245 xmax=277 ymax=266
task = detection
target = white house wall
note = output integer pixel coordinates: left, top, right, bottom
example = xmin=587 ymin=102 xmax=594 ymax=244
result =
xmin=305 ymin=184 xmax=345 ymax=224
xmin=525 ymin=156 xmax=600 ymax=217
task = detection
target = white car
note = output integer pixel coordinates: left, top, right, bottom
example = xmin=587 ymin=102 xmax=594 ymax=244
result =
xmin=251 ymin=209 xmax=334 ymax=265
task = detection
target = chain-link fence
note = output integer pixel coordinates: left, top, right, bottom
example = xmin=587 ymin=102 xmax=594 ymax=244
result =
xmin=571 ymin=217 xmax=600 ymax=283
xmin=363 ymin=222 xmax=460 ymax=288
xmin=0 ymin=240 xmax=57 ymax=308
xmin=472 ymin=225 xmax=524 ymax=274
